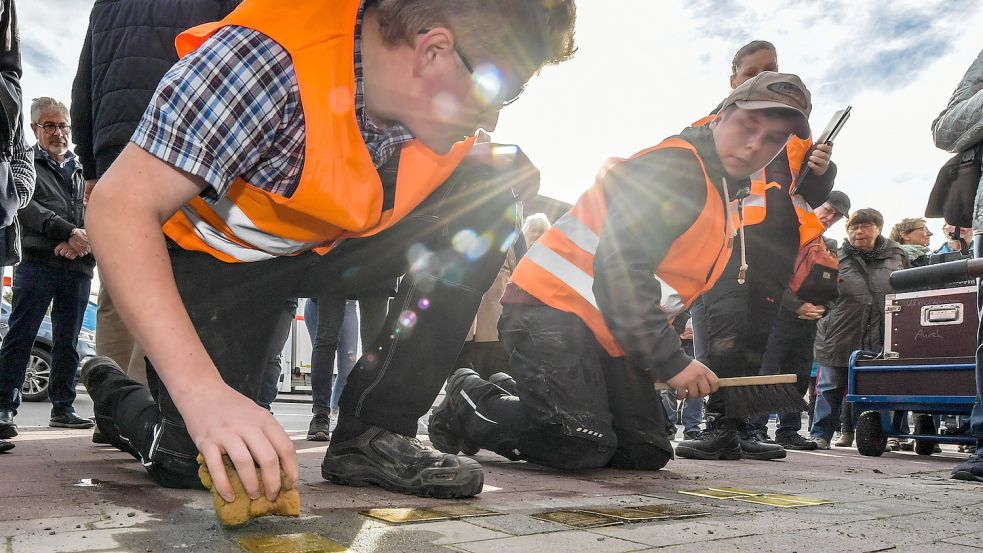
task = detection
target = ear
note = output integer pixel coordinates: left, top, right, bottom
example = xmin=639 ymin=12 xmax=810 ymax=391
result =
xmin=413 ymin=27 xmax=455 ymax=77
xmin=729 ymin=74 xmax=737 ymax=89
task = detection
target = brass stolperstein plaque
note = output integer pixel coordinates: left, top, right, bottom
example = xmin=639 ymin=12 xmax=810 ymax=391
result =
xmin=239 ymin=533 xmax=348 ymax=553
xmin=582 ymin=506 xmax=709 ymax=522
xmin=733 ymin=494 xmax=833 ymax=508
xmin=530 ymin=510 xmax=623 ymax=528
xmin=360 ymin=505 xmax=501 ymax=524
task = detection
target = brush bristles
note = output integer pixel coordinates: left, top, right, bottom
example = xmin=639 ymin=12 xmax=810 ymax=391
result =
xmin=720 ymin=383 xmax=807 ymax=420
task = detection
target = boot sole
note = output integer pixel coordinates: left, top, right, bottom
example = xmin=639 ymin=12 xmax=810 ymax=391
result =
xmin=321 ymin=454 xmax=484 ymax=499
xmin=674 ymin=444 xmax=742 ymax=461
xmin=49 ymin=422 xmax=95 ymax=429
xmin=741 ymin=448 xmax=788 ymax=460
xmin=307 ymin=431 xmax=329 ymax=442
xmin=0 ymin=425 xmax=16 ymax=439
xmin=777 ymin=443 xmax=818 ymax=451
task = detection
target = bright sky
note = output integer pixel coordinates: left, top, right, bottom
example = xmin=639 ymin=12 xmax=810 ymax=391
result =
xmin=16 ymin=0 xmax=983 ymax=256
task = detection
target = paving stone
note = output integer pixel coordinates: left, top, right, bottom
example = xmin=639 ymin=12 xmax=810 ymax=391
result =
xmin=451 ymin=529 xmax=647 ymax=553
xmin=591 ymin=519 xmax=751 ymax=548
xmin=466 ymin=513 xmax=569 ymax=536
xmin=942 ymin=530 xmax=983 ymax=548
xmin=10 ymin=527 xmax=148 ymax=553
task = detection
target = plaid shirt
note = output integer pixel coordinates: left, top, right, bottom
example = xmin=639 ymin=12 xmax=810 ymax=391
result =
xmin=131 ymin=4 xmax=413 ymax=204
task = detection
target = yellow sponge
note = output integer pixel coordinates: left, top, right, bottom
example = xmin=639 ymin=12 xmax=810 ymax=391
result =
xmin=197 ymin=453 xmax=300 ymax=526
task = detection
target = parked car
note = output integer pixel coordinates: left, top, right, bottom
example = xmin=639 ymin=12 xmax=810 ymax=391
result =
xmin=0 ymin=301 xmax=96 ymax=401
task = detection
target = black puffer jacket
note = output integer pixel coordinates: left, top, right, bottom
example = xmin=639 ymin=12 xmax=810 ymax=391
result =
xmin=814 ymin=236 xmax=909 ymax=367
xmin=19 ymin=145 xmax=95 ymax=277
xmin=71 ymin=0 xmax=242 ymax=180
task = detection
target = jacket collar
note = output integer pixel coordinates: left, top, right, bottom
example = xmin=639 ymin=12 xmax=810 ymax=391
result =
xmin=33 ymin=143 xmax=80 ymax=171
xmin=677 ymin=125 xmax=751 ymax=200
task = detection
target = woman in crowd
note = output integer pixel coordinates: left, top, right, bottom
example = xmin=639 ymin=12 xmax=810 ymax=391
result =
xmin=890 ymin=217 xmax=933 ymax=267
xmin=810 ymin=209 xmax=909 ymax=449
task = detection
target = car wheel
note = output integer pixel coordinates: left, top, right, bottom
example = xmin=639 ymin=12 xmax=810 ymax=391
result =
xmin=22 ymin=347 xmax=51 ymax=402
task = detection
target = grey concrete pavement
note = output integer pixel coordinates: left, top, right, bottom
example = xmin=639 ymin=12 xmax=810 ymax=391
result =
xmin=1 ymin=391 xmax=981 ymax=552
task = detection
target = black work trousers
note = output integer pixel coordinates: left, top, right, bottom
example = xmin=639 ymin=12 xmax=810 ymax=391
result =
xmin=455 ymin=303 xmax=673 ymax=471
xmin=90 ymin=171 xmax=518 ymax=488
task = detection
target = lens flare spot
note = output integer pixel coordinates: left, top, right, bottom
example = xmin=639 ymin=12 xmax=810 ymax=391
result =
xmin=399 ymin=310 xmax=418 ymax=329
xmin=453 ymin=229 xmax=478 ymax=254
xmin=500 ymin=230 xmax=519 ymax=252
xmin=418 ymin=298 xmax=431 ymax=310
xmin=473 ymin=64 xmax=504 ymax=104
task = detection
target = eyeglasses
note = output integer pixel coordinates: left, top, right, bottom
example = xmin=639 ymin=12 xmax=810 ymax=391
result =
xmin=419 ymin=29 xmax=525 ymax=108
xmin=36 ymin=123 xmax=71 ymax=136
xmin=847 ymin=222 xmax=876 ymax=232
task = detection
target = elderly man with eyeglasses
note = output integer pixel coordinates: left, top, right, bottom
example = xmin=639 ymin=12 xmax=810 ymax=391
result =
xmin=0 ymin=97 xmax=95 ymax=443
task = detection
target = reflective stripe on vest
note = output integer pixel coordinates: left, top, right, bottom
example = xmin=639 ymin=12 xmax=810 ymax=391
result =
xmin=162 ymin=0 xmax=474 ymax=262
xmin=511 ymin=137 xmax=733 ymax=357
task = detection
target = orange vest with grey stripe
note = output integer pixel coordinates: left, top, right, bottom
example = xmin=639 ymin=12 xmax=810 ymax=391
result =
xmin=693 ymin=113 xmax=824 ymax=247
xmin=162 ymin=0 xmax=475 ymax=263
xmin=510 ymin=137 xmax=734 ymax=358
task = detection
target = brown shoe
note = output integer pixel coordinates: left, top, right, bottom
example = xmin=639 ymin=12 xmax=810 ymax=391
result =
xmin=833 ymin=431 xmax=854 ymax=447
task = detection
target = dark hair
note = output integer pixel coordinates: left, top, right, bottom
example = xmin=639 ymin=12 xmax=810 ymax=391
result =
xmin=846 ymin=208 xmax=884 ymax=230
xmin=371 ymin=0 xmax=577 ymax=77
xmin=731 ymin=40 xmax=776 ymax=76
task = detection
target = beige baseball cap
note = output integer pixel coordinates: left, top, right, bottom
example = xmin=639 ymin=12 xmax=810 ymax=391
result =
xmin=720 ymin=71 xmax=812 ymax=138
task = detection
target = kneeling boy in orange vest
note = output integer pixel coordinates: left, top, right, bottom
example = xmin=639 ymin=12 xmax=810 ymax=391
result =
xmin=429 ymin=72 xmax=813 ymax=471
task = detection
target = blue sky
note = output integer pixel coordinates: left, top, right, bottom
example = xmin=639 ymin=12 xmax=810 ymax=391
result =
xmin=17 ymin=0 xmax=983 ymax=248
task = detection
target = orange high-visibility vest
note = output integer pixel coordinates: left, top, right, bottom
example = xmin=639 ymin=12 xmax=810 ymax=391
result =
xmin=162 ymin=0 xmax=475 ymax=263
xmin=693 ymin=113 xmax=824 ymax=247
xmin=510 ymin=138 xmax=734 ymax=357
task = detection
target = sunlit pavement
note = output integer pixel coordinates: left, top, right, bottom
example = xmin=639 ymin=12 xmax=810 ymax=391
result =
xmin=2 ymin=392 xmax=982 ymax=552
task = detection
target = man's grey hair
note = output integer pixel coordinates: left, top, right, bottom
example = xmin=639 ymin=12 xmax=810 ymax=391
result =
xmin=522 ymin=212 xmax=551 ymax=233
xmin=31 ymin=97 xmax=69 ymax=124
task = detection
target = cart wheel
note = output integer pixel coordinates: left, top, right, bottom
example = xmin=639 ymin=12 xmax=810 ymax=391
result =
xmin=855 ymin=411 xmax=886 ymax=457
xmin=913 ymin=414 xmax=937 ymax=456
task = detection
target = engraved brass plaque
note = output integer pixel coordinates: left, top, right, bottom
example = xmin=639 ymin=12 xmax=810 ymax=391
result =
xmin=239 ymin=533 xmax=348 ymax=553
xmin=430 ymin=505 xmax=500 ymax=519
xmin=530 ymin=510 xmax=623 ymax=528
xmin=733 ymin=494 xmax=832 ymax=508
xmin=360 ymin=508 xmax=449 ymax=524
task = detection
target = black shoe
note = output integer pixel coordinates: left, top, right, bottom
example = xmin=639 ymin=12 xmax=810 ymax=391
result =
xmin=675 ymin=424 xmax=742 ymax=461
xmin=752 ymin=430 xmax=775 ymax=444
xmin=307 ymin=412 xmax=331 ymax=442
xmin=739 ymin=434 xmax=787 ymax=460
xmin=321 ymin=426 xmax=484 ymax=498
xmin=488 ymin=372 xmax=518 ymax=395
xmin=951 ymin=449 xmax=983 ymax=482
xmin=898 ymin=439 xmax=914 ymax=451
xmin=0 ymin=439 xmax=12 ymax=453
xmin=776 ymin=433 xmax=818 ymax=451
xmin=428 ymin=368 xmax=481 ymax=456
xmin=683 ymin=430 xmax=701 ymax=440
xmin=92 ymin=430 xmax=110 ymax=444
xmin=50 ymin=410 xmax=95 ymax=429
xmin=0 ymin=408 xmax=16 ymax=439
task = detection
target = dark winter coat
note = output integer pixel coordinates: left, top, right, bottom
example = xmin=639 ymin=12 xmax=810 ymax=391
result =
xmin=814 ymin=236 xmax=909 ymax=367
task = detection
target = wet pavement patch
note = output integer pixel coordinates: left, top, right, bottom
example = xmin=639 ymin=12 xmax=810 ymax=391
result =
xmin=239 ymin=532 xmax=348 ymax=552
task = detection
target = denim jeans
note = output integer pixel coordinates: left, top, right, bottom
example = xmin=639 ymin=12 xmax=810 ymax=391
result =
xmin=257 ymin=298 xmax=297 ymax=409
xmin=661 ymin=391 xmax=704 ymax=434
xmin=304 ymin=297 xmax=359 ymax=413
xmin=810 ymin=364 xmax=851 ymax=440
xmin=0 ymin=261 xmax=91 ymax=414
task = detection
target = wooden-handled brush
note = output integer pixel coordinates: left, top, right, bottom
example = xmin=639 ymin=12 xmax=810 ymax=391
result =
xmin=656 ymin=374 xmax=806 ymax=420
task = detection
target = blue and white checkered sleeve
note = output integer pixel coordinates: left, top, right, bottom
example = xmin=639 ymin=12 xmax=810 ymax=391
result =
xmin=130 ymin=25 xmax=298 ymax=202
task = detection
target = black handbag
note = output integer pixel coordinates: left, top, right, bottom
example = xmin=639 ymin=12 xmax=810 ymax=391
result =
xmin=925 ymin=144 xmax=983 ymax=229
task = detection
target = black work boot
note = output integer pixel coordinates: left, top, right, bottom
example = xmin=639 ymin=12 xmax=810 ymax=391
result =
xmin=0 ymin=439 xmax=12 ymax=453
xmin=321 ymin=425 xmax=484 ymax=498
xmin=488 ymin=372 xmax=518 ymax=395
xmin=776 ymin=432 xmax=818 ymax=451
xmin=0 ymin=408 xmax=16 ymax=439
xmin=675 ymin=416 xmax=742 ymax=460
xmin=739 ymin=430 xmax=787 ymax=460
xmin=307 ymin=411 xmax=331 ymax=442
xmin=428 ymin=368 xmax=485 ymax=455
